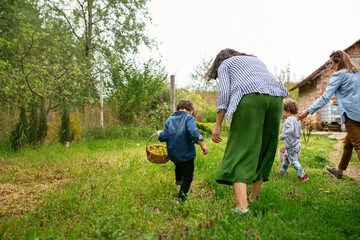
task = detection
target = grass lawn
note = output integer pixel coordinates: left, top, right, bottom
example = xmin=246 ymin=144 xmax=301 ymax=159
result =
xmin=0 ymin=134 xmax=360 ymax=239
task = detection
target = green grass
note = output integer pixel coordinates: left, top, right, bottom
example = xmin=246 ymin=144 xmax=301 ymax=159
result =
xmin=0 ymin=134 xmax=359 ymax=239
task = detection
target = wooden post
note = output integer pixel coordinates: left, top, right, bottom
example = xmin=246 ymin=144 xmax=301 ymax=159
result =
xmin=170 ymin=75 xmax=175 ymax=113
xmin=161 ymin=99 xmax=165 ymax=126
xmin=99 ymin=74 xmax=104 ymax=128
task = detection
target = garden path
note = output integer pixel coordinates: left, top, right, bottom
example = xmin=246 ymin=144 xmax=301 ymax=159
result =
xmin=324 ymin=132 xmax=360 ymax=185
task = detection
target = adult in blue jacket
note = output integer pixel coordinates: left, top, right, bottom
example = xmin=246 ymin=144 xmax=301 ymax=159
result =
xmin=298 ymin=50 xmax=360 ymax=179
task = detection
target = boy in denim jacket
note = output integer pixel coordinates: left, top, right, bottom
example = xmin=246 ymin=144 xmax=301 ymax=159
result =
xmin=157 ymin=99 xmax=208 ymax=202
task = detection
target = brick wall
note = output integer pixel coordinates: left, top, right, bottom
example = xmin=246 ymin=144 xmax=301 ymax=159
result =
xmin=298 ymin=79 xmax=322 ymax=129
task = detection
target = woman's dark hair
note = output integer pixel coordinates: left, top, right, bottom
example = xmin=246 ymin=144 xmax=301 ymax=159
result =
xmin=330 ymin=50 xmax=359 ymax=73
xmin=205 ymin=48 xmax=255 ymax=80
xmin=283 ymin=99 xmax=298 ymax=115
xmin=177 ymin=99 xmax=194 ymax=111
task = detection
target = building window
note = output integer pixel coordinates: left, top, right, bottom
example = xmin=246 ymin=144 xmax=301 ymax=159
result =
xmin=351 ymin=56 xmax=360 ymax=67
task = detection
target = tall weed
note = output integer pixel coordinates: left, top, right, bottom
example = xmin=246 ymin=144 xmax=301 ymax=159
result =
xmin=82 ymin=125 xmax=157 ymax=141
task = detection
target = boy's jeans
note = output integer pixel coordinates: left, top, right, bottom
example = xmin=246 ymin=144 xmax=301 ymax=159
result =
xmin=175 ymin=159 xmax=194 ymax=200
xmin=280 ymin=143 xmax=306 ymax=178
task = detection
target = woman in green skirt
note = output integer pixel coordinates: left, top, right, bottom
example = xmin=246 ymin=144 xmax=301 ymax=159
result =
xmin=205 ymin=49 xmax=289 ymax=216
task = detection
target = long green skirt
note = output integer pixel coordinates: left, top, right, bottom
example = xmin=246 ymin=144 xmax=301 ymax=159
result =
xmin=216 ymin=93 xmax=283 ymax=185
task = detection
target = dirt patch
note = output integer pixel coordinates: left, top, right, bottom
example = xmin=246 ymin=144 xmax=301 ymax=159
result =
xmin=327 ymin=133 xmax=360 ymax=185
xmin=0 ymin=179 xmax=67 ymax=216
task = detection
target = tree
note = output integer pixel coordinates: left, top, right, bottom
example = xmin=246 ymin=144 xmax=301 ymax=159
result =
xmin=274 ymin=64 xmax=300 ymax=101
xmin=10 ymin=105 xmax=28 ymax=151
xmin=28 ymin=100 xmax=39 ymax=144
xmin=37 ymin=102 xmax=48 ymax=143
xmin=0 ymin=24 xmax=93 ymax=114
xmin=41 ymin=0 xmax=155 ymax=110
xmin=59 ymin=105 xmax=70 ymax=144
xmin=189 ymin=57 xmax=218 ymax=92
xmin=106 ymin=58 xmax=167 ymax=124
xmin=0 ymin=0 xmax=43 ymax=71
xmin=44 ymin=0 xmax=154 ymax=67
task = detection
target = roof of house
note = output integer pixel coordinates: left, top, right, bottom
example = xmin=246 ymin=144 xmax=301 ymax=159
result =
xmin=290 ymin=39 xmax=360 ymax=91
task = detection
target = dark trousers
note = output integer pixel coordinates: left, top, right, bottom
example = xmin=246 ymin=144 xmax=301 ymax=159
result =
xmin=174 ymin=159 xmax=194 ymax=200
xmin=339 ymin=116 xmax=360 ymax=170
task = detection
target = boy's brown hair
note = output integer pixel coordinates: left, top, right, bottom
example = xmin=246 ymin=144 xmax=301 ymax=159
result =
xmin=283 ymin=99 xmax=298 ymax=114
xmin=177 ymin=99 xmax=194 ymax=111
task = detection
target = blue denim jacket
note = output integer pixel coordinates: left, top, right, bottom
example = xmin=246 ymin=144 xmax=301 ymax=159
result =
xmin=307 ymin=69 xmax=360 ymax=123
xmin=158 ymin=111 xmax=204 ymax=163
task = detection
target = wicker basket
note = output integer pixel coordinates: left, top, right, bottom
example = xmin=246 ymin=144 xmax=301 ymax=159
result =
xmin=146 ymin=133 xmax=170 ymax=164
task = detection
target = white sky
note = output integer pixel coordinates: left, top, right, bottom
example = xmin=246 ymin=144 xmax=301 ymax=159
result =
xmin=140 ymin=0 xmax=360 ymax=88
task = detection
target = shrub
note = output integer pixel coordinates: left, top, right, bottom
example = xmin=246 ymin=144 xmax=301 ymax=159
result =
xmin=10 ymin=106 xmax=28 ymax=151
xmin=59 ymin=105 xmax=71 ymax=144
xmin=196 ymin=121 xmax=213 ymax=138
xmin=28 ymin=101 xmax=38 ymax=144
xmin=69 ymin=114 xmax=83 ymax=142
xmin=82 ymin=125 xmax=157 ymax=141
xmin=198 ymin=107 xmax=217 ymax=123
xmin=37 ymin=103 xmax=48 ymax=143
xmin=149 ymin=101 xmax=170 ymax=128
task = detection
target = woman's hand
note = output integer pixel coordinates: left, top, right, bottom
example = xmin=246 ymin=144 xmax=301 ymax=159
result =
xmin=212 ymin=110 xmax=225 ymax=143
xmin=297 ymin=110 xmax=309 ymax=121
xmin=211 ymin=125 xmax=222 ymax=143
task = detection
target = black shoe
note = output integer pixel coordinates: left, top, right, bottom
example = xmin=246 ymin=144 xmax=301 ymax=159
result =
xmin=177 ymin=197 xmax=186 ymax=204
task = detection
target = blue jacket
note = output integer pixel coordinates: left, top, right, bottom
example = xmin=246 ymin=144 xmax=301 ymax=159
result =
xmin=307 ymin=69 xmax=360 ymax=123
xmin=158 ymin=111 xmax=204 ymax=163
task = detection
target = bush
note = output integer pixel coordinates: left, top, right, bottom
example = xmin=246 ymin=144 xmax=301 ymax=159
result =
xmin=28 ymin=101 xmax=38 ymax=144
xmin=59 ymin=106 xmax=72 ymax=144
xmin=149 ymin=101 xmax=171 ymax=128
xmin=37 ymin=103 xmax=48 ymax=143
xmin=198 ymin=107 xmax=217 ymax=123
xmin=10 ymin=106 xmax=28 ymax=151
xmin=196 ymin=121 xmax=213 ymax=138
xmin=82 ymin=125 xmax=157 ymax=141
xmin=69 ymin=114 xmax=83 ymax=142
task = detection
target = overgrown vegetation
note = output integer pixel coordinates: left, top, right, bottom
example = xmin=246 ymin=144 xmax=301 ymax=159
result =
xmin=28 ymin=100 xmax=39 ymax=144
xmin=1 ymin=3 xmax=358 ymax=237
xmin=59 ymin=105 xmax=71 ymax=144
xmin=1 ymin=133 xmax=359 ymax=239
xmin=0 ymin=0 xmax=158 ymax=145
xmin=9 ymin=105 xmax=28 ymax=151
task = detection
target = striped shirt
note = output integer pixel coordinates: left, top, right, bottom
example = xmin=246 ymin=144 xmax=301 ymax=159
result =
xmin=217 ymin=55 xmax=289 ymax=122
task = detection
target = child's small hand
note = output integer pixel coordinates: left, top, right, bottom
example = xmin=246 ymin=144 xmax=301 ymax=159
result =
xmin=156 ymin=130 xmax=163 ymax=135
xmin=278 ymin=137 xmax=281 ymax=141
xmin=201 ymin=145 xmax=209 ymax=155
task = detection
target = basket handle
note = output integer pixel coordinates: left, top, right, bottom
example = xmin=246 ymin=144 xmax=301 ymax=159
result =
xmin=146 ymin=133 xmax=158 ymax=148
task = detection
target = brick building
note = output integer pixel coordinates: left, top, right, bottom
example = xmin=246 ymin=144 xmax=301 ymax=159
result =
xmin=290 ymin=39 xmax=360 ymax=130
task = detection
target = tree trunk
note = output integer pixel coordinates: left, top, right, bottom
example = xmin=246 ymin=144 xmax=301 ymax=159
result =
xmin=161 ymin=99 xmax=165 ymax=126
xmin=85 ymin=0 xmax=94 ymax=100
xmin=100 ymin=74 xmax=104 ymax=128
xmin=170 ymin=75 xmax=175 ymax=113
xmin=85 ymin=0 xmax=93 ymax=59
